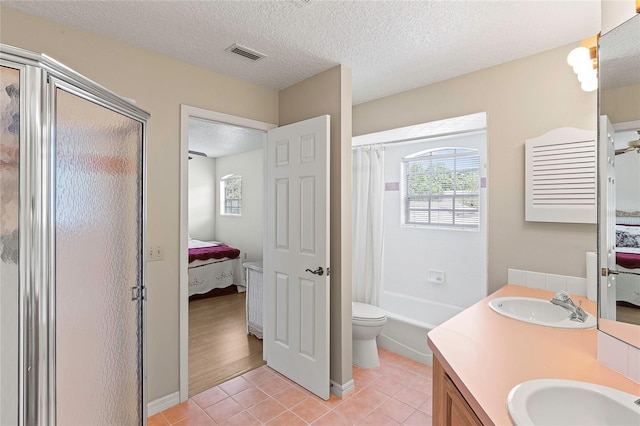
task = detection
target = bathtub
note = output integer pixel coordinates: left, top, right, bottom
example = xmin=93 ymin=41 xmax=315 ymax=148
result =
xmin=377 ymin=292 xmax=463 ymax=365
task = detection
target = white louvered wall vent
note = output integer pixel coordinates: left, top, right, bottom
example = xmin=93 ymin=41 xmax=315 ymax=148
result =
xmin=225 ymin=44 xmax=266 ymax=62
xmin=525 ymin=127 xmax=597 ymax=224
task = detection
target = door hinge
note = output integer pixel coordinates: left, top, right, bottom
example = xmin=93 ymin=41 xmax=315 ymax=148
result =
xmin=131 ymin=286 xmax=147 ymax=301
xmin=326 ymin=267 xmax=330 ymax=277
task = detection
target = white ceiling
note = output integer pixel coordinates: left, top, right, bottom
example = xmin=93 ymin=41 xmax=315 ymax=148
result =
xmin=599 ymin=14 xmax=640 ymax=90
xmin=188 ymin=118 xmax=265 ymax=158
xmin=4 ymin=0 xmax=600 ymax=106
xmin=4 ymin=0 xmax=601 ymax=157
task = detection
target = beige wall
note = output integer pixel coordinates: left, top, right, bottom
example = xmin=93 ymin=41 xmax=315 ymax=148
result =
xmin=279 ymin=65 xmax=353 ymax=388
xmin=188 ymin=156 xmax=217 ymax=240
xmin=601 ymin=84 xmax=640 ymax=124
xmin=601 ymin=0 xmax=638 ymax=34
xmin=0 ymin=6 xmax=279 ymax=400
xmin=353 ymin=43 xmax=598 ymax=294
xmin=215 ymin=149 xmax=264 ymax=262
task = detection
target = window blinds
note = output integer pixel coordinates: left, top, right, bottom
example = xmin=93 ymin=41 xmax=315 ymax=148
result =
xmin=525 ymin=127 xmax=597 ymax=224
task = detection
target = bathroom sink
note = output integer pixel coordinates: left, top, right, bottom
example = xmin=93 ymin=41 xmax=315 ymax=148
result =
xmin=488 ymin=297 xmax=596 ymax=329
xmin=507 ymin=379 xmax=640 ymax=426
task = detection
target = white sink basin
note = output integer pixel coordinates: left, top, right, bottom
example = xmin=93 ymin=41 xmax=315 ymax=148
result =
xmin=508 ymin=379 xmax=640 ymax=426
xmin=488 ymin=297 xmax=596 ymax=329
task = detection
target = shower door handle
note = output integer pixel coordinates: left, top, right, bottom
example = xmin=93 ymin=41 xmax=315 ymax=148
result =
xmin=131 ymin=286 xmax=147 ymax=301
xmin=305 ymin=267 xmax=324 ymax=276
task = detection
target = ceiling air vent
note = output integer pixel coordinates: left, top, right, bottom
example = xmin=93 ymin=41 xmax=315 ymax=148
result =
xmin=225 ymin=44 xmax=266 ymax=62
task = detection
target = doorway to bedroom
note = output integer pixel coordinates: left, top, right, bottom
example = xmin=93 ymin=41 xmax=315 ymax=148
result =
xmin=181 ymin=106 xmax=276 ymax=397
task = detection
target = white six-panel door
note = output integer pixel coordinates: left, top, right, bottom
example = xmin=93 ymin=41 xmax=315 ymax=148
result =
xmin=599 ymin=115 xmax=618 ymax=319
xmin=265 ymin=115 xmax=330 ymax=400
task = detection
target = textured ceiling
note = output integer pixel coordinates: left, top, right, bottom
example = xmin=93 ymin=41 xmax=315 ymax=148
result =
xmin=3 ymin=0 xmax=600 ymax=105
xmin=188 ymin=118 xmax=265 ymax=158
xmin=599 ymin=14 xmax=640 ymax=90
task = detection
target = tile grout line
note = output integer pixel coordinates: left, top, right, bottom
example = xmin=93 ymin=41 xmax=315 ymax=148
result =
xmin=162 ymin=349 xmax=434 ymax=425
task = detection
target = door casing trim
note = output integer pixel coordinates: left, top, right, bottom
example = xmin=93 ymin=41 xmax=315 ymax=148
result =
xmin=179 ymin=105 xmax=276 ymax=401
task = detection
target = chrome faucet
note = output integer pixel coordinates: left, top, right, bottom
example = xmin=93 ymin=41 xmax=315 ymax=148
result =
xmin=550 ymin=291 xmax=588 ymax=323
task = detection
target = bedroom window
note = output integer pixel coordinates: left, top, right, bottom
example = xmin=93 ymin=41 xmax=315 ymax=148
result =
xmin=220 ymin=174 xmax=242 ymax=216
xmin=402 ymin=147 xmax=480 ymax=229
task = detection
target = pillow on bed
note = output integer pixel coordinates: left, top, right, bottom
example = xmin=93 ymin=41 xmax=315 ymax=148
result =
xmin=617 ymin=210 xmax=640 ymax=217
xmin=188 ymin=239 xmax=225 ymax=249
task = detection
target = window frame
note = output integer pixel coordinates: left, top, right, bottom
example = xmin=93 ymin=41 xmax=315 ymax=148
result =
xmin=401 ymin=147 xmax=480 ymax=230
xmin=220 ymin=174 xmax=242 ymax=217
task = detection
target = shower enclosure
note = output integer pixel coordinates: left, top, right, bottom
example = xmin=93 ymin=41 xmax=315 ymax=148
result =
xmin=0 ymin=44 xmax=148 ymax=425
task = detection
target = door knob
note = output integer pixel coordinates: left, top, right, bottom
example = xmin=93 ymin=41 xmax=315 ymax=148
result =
xmin=305 ymin=267 xmax=324 ymax=276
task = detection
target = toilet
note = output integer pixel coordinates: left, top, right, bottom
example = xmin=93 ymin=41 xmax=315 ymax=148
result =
xmin=352 ymin=302 xmax=387 ymax=369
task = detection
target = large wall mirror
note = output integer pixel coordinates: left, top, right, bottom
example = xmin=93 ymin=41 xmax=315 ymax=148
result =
xmin=598 ymin=12 xmax=640 ymax=348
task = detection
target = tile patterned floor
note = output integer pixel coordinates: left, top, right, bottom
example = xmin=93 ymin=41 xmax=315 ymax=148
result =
xmin=150 ymin=348 xmax=433 ymax=426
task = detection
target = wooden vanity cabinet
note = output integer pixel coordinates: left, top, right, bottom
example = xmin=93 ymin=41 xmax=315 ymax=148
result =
xmin=433 ymin=355 xmax=483 ymax=426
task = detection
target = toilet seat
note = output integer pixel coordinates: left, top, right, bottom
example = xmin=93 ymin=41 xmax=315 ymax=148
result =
xmin=352 ymin=302 xmax=387 ymax=322
xmin=353 ymin=316 xmax=387 ymax=327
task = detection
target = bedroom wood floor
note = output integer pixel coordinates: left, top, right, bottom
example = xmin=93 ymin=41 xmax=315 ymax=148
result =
xmin=189 ymin=292 xmax=265 ymax=397
xmin=617 ymin=304 xmax=640 ymax=326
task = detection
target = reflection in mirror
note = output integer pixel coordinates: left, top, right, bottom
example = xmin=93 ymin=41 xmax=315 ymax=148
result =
xmin=598 ymin=13 xmax=640 ymax=348
xmin=614 ymin=128 xmax=640 ymax=327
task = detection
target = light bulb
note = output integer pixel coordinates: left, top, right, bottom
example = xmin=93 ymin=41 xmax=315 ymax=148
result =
xmin=581 ymin=78 xmax=598 ymax=92
xmin=567 ymin=47 xmax=590 ymax=68
xmin=577 ymin=69 xmax=597 ymax=84
xmin=572 ymin=60 xmax=594 ymax=76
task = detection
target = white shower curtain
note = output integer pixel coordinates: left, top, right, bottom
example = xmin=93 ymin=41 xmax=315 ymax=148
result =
xmin=352 ymin=144 xmax=384 ymax=307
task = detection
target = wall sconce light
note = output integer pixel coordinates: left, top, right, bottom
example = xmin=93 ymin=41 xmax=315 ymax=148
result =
xmin=567 ymin=35 xmax=598 ymax=92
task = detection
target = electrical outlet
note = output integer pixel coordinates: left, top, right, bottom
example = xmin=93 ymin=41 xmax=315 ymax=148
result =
xmin=428 ymin=269 xmax=445 ymax=284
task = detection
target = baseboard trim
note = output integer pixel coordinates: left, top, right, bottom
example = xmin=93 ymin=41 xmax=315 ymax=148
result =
xmin=147 ymin=391 xmax=180 ymax=417
xmin=330 ymin=379 xmax=355 ymax=398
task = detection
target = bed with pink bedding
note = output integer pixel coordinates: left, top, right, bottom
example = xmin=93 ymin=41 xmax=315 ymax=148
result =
xmin=189 ymin=244 xmax=240 ymax=263
xmin=188 ymin=239 xmax=243 ymax=297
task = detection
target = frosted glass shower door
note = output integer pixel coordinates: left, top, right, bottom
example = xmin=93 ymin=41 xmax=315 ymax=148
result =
xmin=54 ymin=86 xmax=144 ymax=424
xmin=0 ymin=64 xmax=20 ymax=426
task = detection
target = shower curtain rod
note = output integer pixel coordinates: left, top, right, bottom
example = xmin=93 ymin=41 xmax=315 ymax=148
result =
xmin=352 ymin=127 xmax=486 ymax=150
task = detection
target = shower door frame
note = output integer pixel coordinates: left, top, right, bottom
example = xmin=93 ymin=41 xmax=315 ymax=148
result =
xmin=0 ymin=44 xmax=150 ymax=426
xmin=0 ymin=56 xmax=30 ymax=426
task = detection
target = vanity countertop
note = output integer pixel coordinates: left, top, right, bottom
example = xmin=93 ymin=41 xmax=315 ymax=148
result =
xmin=427 ymin=284 xmax=640 ymax=425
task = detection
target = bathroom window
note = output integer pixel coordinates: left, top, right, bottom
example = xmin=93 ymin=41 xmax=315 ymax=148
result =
xmin=402 ymin=147 xmax=479 ymax=229
xmin=220 ymin=174 xmax=242 ymax=216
